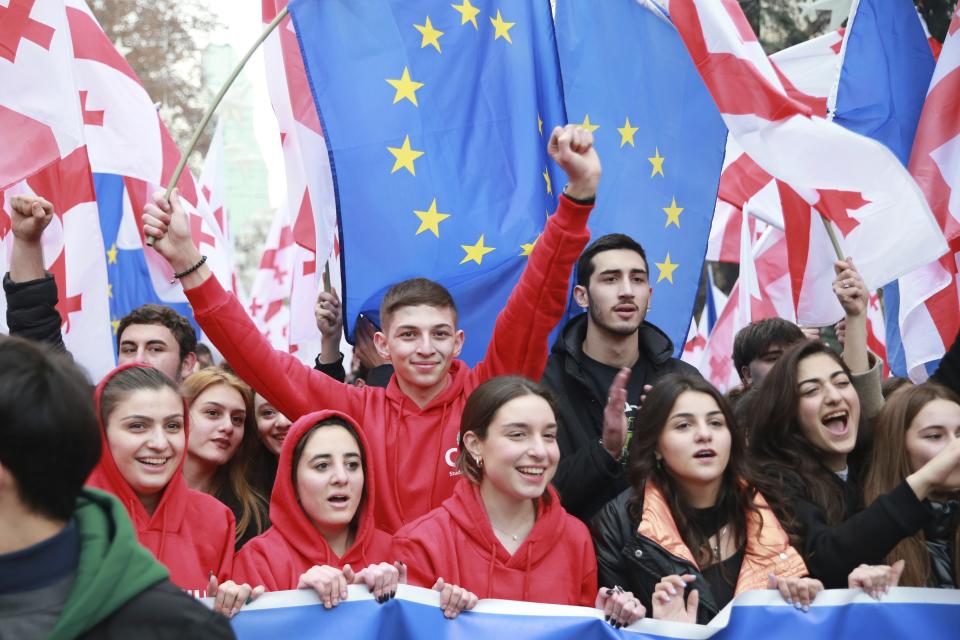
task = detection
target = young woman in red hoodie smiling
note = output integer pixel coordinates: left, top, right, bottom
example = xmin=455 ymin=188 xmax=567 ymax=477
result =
xmin=86 ymin=363 xmax=236 ymax=597
xmin=229 ymin=410 xmax=401 ymax=614
xmin=392 ymin=376 xmax=643 ymax=626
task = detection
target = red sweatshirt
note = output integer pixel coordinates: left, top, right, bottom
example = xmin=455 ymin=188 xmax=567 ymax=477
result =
xmin=184 ymin=196 xmax=592 ymax=533
xmin=233 ymin=410 xmax=393 ymax=590
xmin=87 ymin=363 xmax=235 ymax=594
xmin=392 ymin=480 xmax=598 ymax=606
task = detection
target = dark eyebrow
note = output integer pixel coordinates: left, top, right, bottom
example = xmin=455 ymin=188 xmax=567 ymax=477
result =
xmin=798 ymin=370 xmax=847 ymax=386
xmin=122 ymin=413 xmax=183 ymax=421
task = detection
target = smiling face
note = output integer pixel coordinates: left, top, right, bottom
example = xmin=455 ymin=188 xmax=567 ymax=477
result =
xmin=905 ymin=398 xmax=960 ymax=485
xmin=575 ymin=249 xmax=651 ymax=337
xmin=105 ymin=387 xmax=185 ymax=504
xmin=796 ymin=353 xmax=860 ymax=471
xmin=186 ymin=383 xmax=246 ymax=468
xmin=656 ymin=391 xmax=732 ymax=500
xmin=374 ymin=304 xmax=464 ymax=401
xmin=295 ymin=425 xmax=365 ymax=535
xmin=254 ymin=393 xmax=292 ymax=456
xmin=465 ymin=394 xmax=560 ymax=503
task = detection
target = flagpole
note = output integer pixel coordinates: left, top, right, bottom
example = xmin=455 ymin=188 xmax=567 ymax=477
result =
xmin=147 ymin=6 xmax=290 ymax=246
xmin=818 ymin=214 xmax=845 ymax=261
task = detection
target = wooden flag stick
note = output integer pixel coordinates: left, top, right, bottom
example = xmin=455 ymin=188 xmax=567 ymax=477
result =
xmin=147 ymin=6 xmax=290 ymax=246
xmin=817 ymin=212 xmax=846 ymax=261
xmin=322 ymin=260 xmax=332 ymax=294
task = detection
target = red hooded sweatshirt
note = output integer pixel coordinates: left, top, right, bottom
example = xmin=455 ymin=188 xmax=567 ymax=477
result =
xmin=233 ymin=410 xmax=393 ymax=590
xmin=392 ymin=480 xmax=598 ymax=607
xmin=183 ymin=196 xmax=592 ymax=534
xmin=87 ymin=363 xmax=236 ymax=594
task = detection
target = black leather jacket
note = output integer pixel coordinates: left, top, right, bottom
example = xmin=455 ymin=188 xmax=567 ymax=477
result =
xmin=924 ymin=500 xmax=959 ymax=589
xmin=592 ymin=489 xmax=723 ymax=625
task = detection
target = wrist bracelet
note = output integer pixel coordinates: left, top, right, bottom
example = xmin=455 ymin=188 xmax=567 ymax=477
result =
xmin=171 ymin=255 xmax=207 ymax=283
xmin=562 ymin=186 xmax=596 ymax=206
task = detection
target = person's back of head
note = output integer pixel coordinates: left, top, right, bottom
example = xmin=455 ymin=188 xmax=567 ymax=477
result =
xmin=116 ymin=304 xmax=198 ymax=382
xmin=0 ymin=336 xmax=100 ymax=525
xmin=732 ymin=318 xmax=805 ymax=387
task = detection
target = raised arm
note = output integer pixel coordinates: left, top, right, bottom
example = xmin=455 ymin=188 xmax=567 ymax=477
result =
xmin=474 ymin=125 xmax=599 ymax=382
xmin=141 ymin=190 xmax=365 ymax=421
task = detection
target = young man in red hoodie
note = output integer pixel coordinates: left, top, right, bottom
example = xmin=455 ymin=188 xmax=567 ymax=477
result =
xmin=142 ymin=124 xmax=600 ymax=533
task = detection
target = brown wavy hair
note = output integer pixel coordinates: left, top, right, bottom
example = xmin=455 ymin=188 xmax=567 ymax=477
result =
xmin=863 ymin=383 xmax=960 ymax=586
xmin=747 ymin=340 xmax=859 ymax=546
xmin=181 ymin=367 xmax=268 ymax=541
xmin=628 ymin=373 xmax=763 ymax=569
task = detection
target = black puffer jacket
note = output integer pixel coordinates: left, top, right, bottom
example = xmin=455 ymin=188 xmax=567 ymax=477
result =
xmin=923 ymin=500 xmax=959 ymax=589
xmin=3 ymin=272 xmax=64 ymax=350
xmin=543 ymin=313 xmax=699 ymax=521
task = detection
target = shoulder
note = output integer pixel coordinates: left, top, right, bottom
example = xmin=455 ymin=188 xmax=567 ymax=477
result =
xmin=394 ymin=507 xmax=453 ymax=542
xmin=592 ymin=488 xmax=640 ymax=536
xmin=186 ymin=490 xmax=235 ymax=519
xmin=87 ymin=580 xmax=234 ymax=639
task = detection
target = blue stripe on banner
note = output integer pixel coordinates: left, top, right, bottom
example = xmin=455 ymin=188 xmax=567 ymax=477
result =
xmin=227 ymin=586 xmax=960 ymax=639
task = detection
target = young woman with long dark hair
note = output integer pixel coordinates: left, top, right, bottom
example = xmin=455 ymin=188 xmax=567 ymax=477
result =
xmin=749 ymin=340 xmax=960 ymax=588
xmin=593 ymin=373 xmax=815 ymax=624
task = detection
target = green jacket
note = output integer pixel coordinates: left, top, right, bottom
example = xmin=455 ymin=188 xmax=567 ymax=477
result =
xmin=46 ymin=488 xmax=169 ymax=640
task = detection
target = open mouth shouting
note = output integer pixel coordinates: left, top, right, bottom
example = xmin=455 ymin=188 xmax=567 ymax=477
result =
xmin=692 ymin=448 xmax=717 ymax=462
xmin=821 ymin=410 xmax=850 ymax=437
xmin=327 ymin=492 xmax=353 ymax=510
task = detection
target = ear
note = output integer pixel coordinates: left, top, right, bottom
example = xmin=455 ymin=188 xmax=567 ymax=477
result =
xmin=452 ymin=329 xmax=465 ymax=358
xmin=462 ymin=431 xmax=483 ymax=458
xmin=373 ymin=331 xmax=391 ymax=361
xmin=739 ymin=366 xmax=752 ymax=386
xmin=179 ymin=352 xmax=198 ymax=380
xmin=573 ymin=284 xmax=589 ymax=309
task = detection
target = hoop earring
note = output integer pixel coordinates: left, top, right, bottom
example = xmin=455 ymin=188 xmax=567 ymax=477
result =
xmin=475 ymin=456 xmax=484 ymax=469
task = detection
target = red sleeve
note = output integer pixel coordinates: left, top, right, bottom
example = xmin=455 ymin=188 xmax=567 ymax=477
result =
xmin=233 ymin=542 xmax=282 ymax=592
xmin=472 ymin=195 xmax=592 ymax=383
xmin=184 ymin=274 xmax=367 ymax=421
xmin=216 ymin=508 xmax=236 ymax=582
xmin=391 ymin=533 xmax=439 ymax=589
xmin=579 ymin=530 xmax=599 ymax=607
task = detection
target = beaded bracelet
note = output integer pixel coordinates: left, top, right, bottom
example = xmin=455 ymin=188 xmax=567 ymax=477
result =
xmin=170 ymin=255 xmax=207 ymax=283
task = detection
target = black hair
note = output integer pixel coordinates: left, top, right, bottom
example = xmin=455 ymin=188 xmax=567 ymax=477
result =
xmin=0 ymin=337 xmax=100 ymax=521
xmin=575 ymin=233 xmax=648 ymax=288
xmin=732 ymin=318 xmax=805 ymax=382
xmin=117 ymin=304 xmax=197 ymax=361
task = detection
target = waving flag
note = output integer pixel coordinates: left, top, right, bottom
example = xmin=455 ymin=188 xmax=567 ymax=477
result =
xmin=64 ymin=0 xmax=236 ymax=344
xmin=669 ymin=0 xmax=947 ymax=298
xmin=247 ymin=205 xmax=296 ymax=350
xmin=0 ymin=0 xmax=113 ymax=380
xmin=555 ymin=0 xmax=727 ymax=355
xmin=288 ymin=0 xmax=566 ymax=364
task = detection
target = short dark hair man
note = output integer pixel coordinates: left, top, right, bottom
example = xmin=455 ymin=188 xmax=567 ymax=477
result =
xmin=0 ymin=336 xmax=233 ymax=638
xmin=116 ymin=304 xmax=198 ymax=382
xmin=542 ymin=233 xmax=699 ymax=521
xmin=732 ymin=317 xmax=806 ymax=388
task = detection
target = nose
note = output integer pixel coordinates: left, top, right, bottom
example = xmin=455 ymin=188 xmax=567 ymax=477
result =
xmin=146 ymin=425 xmax=167 ymax=450
xmin=618 ymin=278 xmax=634 ymax=297
xmin=823 ymin=383 xmax=842 ymax=404
xmin=416 ymin=333 xmax=435 ymax=355
xmin=331 ymin=462 xmax=349 ymax=485
xmin=693 ymin=420 xmax=713 ymax=443
xmin=527 ymin=435 xmax=548 ymax=459
xmin=277 ymin=413 xmax=292 ymax=429
xmin=133 ymin=347 xmax=148 ymax=364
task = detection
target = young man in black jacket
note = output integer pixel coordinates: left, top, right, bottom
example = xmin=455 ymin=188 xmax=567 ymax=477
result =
xmin=542 ymin=234 xmax=699 ymax=521
xmin=0 ymin=336 xmax=234 ymax=639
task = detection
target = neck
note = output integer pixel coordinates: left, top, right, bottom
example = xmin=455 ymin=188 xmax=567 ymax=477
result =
xmin=315 ymin=522 xmax=353 ymax=558
xmin=479 ymin=480 xmax=536 ymax=533
xmin=0 ymin=503 xmax=67 ymax=555
xmin=582 ymin=322 xmax=640 ymax=369
xmin=677 ymin=477 xmax=722 ymax=509
xmin=182 ymin=455 xmax=217 ymax=494
xmin=396 ymin=373 xmax=451 ymax=409
xmin=824 ymin=453 xmax=848 ymax=473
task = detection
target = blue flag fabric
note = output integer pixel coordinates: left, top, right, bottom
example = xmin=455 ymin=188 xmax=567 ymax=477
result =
xmin=228 ymin=586 xmax=960 ymax=639
xmin=554 ymin=0 xmax=726 ymax=355
xmin=830 ymin=0 xmax=936 ymax=377
xmin=288 ymin=0 xmax=566 ymax=365
xmin=95 ymin=173 xmax=199 ymax=349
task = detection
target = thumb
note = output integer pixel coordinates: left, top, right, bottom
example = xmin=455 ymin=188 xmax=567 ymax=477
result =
xmin=342 ymin=564 xmax=356 ymax=583
xmin=767 ymin=574 xmax=777 ymax=590
xmin=395 ymin=561 xmax=408 ymax=585
xmin=208 ymin=571 xmax=219 ymax=596
xmin=890 ymin=559 xmax=906 ymax=585
xmin=686 ymin=589 xmax=699 ymax=615
xmin=432 ymin=577 xmax=445 ymax=592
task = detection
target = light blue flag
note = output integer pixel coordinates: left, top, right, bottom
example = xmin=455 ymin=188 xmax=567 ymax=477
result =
xmin=555 ymin=0 xmax=727 ymax=355
xmin=288 ymin=0 xmax=566 ymax=365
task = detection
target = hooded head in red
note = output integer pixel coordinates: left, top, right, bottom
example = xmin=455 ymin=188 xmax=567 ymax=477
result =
xmin=87 ymin=363 xmax=236 ymax=594
xmin=233 ymin=410 xmax=393 ymax=590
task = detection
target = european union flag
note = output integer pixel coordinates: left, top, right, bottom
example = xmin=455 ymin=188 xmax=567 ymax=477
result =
xmin=289 ymin=0 xmax=566 ymax=364
xmin=555 ymin=0 xmax=727 ymax=355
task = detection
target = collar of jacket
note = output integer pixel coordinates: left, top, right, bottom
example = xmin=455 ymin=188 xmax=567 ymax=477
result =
xmin=637 ymin=480 xmax=808 ymax=595
xmin=553 ymin=313 xmax=677 ymax=373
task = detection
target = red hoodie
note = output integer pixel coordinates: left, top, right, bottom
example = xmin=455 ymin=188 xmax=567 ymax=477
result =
xmin=233 ymin=410 xmax=393 ymax=590
xmin=392 ymin=480 xmax=598 ymax=607
xmin=184 ymin=196 xmax=592 ymax=533
xmin=87 ymin=363 xmax=236 ymax=594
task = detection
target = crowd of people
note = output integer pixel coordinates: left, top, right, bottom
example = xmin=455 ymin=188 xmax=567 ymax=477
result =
xmin=2 ymin=126 xmax=959 ymax=638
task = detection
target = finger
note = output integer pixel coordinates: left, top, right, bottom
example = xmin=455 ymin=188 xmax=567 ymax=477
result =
xmin=152 ymin=190 xmax=171 ymax=213
xmin=796 ymin=581 xmax=811 ymax=610
xmin=890 ymin=559 xmax=906 ymax=589
xmin=396 ymin=561 xmax=408 ymax=585
xmin=208 ymin=573 xmax=219 ymax=598
xmin=251 ymin=585 xmax=266 ymax=602
xmin=214 ymin=581 xmax=229 ymax=614
xmin=337 ymin=571 xmax=348 ymax=604
xmin=373 ymin=567 xmax=387 ymax=601
xmin=778 ymin=579 xmax=793 ymax=605
xmin=233 ymin=584 xmax=253 ymax=616
xmin=342 ymin=563 xmax=356 ymax=584
xmin=609 ymin=593 xmax=626 ymax=625
xmin=686 ymin=589 xmax=700 ymax=616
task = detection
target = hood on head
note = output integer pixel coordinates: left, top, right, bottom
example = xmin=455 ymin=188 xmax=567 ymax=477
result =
xmin=87 ymin=363 xmax=189 ymax=530
xmin=269 ymin=409 xmax=377 ymax=564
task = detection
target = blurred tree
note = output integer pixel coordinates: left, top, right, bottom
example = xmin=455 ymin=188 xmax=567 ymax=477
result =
xmin=90 ymin=0 xmax=220 ymax=165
